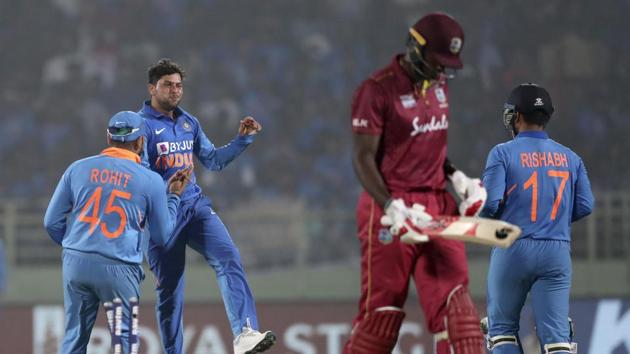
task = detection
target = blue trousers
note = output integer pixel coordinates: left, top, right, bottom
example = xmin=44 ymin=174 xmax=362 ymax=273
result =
xmin=147 ymin=194 xmax=257 ymax=354
xmin=487 ymin=238 xmax=572 ymax=354
xmin=61 ymin=249 xmax=144 ymax=354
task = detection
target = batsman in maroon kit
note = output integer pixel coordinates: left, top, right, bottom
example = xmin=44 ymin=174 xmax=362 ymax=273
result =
xmin=344 ymin=13 xmax=488 ymax=354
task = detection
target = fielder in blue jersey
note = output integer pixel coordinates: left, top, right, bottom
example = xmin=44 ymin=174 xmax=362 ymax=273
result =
xmin=480 ymin=84 xmax=594 ymax=354
xmin=139 ymin=58 xmax=275 ymax=354
xmin=44 ymin=111 xmax=191 ymax=354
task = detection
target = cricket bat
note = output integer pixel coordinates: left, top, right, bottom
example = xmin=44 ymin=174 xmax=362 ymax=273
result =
xmin=400 ymin=216 xmax=521 ymax=248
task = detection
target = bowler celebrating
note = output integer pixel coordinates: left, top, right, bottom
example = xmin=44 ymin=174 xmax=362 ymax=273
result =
xmin=139 ymin=58 xmax=274 ymax=354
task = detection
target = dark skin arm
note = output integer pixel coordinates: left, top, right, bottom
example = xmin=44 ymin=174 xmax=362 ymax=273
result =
xmin=352 ymin=133 xmax=390 ymax=208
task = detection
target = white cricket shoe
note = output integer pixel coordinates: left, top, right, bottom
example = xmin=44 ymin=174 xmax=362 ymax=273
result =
xmin=233 ymin=323 xmax=276 ymax=354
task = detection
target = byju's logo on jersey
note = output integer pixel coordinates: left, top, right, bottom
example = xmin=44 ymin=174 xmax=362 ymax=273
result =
xmin=157 ymin=142 xmax=170 ymax=156
xmin=154 ymin=140 xmax=195 ymax=170
xmin=155 ymin=140 xmax=194 ymax=155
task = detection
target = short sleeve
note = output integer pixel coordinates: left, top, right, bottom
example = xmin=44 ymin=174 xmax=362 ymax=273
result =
xmin=351 ymin=79 xmax=386 ymax=135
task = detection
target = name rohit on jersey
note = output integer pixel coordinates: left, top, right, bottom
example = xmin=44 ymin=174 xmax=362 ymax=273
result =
xmin=155 ymin=140 xmax=194 ymax=169
xmin=520 ymin=152 xmax=568 ymax=168
xmin=90 ymin=168 xmax=132 ymax=188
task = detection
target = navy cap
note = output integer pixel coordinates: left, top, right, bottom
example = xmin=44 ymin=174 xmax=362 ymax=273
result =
xmin=107 ymin=111 xmax=145 ymax=142
xmin=506 ymin=83 xmax=554 ymax=115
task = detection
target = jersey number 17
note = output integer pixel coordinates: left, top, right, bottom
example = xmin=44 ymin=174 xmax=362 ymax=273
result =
xmin=523 ymin=170 xmax=569 ymax=222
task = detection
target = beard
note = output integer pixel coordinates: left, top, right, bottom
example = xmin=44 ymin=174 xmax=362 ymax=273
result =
xmin=157 ymin=96 xmax=181 ymax=112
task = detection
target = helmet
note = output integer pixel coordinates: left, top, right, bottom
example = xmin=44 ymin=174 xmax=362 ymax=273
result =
xmin=503 ymin=83 xmax=554 ymax=135
xmin=408 ymin=12 xmax=464 ymax=73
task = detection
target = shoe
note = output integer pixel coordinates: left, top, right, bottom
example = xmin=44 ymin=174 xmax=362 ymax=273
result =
xmin=233 ymin=323 xmax=276 ymax=354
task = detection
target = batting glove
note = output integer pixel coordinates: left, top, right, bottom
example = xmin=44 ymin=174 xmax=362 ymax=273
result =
xmin=381 ymin=199 xmax=432 ymax=243
xmin=449 ymin=170 xmax=487 ymax=217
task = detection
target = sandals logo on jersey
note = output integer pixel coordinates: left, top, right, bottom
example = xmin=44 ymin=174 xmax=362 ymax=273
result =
xmin=410 ymin=114 xmax=449 ymax=137
xmin=378 ymin=228 xmax=393 ymax=245
xmin=154 ymin=140 xmax=194 ymax=169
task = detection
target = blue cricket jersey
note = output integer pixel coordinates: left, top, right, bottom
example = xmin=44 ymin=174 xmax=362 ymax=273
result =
xmin=44 ymin=148 xmax=181 ymax=263
xmin=139 ymin=101 xmax=254 ymax=201
xmin=481 ymin=131 xmax=594 ymax=241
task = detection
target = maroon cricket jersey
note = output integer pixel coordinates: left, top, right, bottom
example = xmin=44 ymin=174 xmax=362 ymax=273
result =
xmin=351 ymin=55 xmax=450 ymax=192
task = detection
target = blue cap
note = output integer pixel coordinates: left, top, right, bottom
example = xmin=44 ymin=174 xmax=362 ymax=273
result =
xmin=107 ymin=111 xmax=145 ymax=142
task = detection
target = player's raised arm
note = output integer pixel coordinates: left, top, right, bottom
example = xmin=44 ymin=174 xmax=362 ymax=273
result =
xmin=480 ymin=146 xmax=507 ymax=219
xmin=43 ymin=167 xmax=74 ymax=245
xmin=192 ymin=116 xmax=257 ymax=171
xmin=572 ymin=158 xmax=594 ymax=222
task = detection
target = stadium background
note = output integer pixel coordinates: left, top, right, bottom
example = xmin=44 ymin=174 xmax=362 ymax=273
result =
xmin=0 ymin=0 xmax=629 ymax=353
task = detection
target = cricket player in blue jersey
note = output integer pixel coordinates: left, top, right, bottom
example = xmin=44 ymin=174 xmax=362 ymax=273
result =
xmin=138 ymin=58 xmax=275 ymax=354
xmin=480 ymin=83 xmax=594 ymax=354
xmin=44 ymin=111 xmax=191 ymax=354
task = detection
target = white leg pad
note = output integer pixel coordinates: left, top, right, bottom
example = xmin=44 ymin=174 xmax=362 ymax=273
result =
xmin=487 ymin=335 xmax=518 ymax=351
xmin=544 ymin=342 xmax=573 ymax=353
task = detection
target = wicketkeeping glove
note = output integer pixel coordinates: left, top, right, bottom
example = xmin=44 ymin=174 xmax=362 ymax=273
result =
xmin=450 ymin=171 xmax=487 ymax=217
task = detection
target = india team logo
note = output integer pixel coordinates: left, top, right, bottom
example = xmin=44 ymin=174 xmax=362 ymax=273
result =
xmin=183 ymin=121 xmax=192 ymax=131
xmin=378 ymin=228 xmax=393 ymax=245
xmin=157 ymin=142 xmax=170 ymax=156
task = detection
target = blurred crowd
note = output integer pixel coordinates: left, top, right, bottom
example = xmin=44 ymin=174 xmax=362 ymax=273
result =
xmin=1 ymin=0 xmax=628 ymax=212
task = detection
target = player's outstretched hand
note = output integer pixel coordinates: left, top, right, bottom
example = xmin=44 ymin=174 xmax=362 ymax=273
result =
xmin=168 ymin=166 xmax=193 ymax=196
xmin=239 ymin=116 xmax=262 ymax=136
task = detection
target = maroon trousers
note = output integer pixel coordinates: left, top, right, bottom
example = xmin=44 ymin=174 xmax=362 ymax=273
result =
xmin=351 ymin=190 xmax=470 ymax=334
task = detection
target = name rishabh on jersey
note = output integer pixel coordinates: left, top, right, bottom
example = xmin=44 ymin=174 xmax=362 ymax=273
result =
xmin=139 ymin=101 xmax=254 ymax=201
xmin=481 ymin=131 xmax=594 ymax=241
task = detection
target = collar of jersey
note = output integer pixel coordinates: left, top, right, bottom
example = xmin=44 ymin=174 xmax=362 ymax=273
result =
xmin=142 ymin=100 xmax=185 ymax=120
xmin=392 ymin=54 xmax=444 ymax=94
xmin=101 ymin=147 xmax=141 ymax=163
xmin=516 ymin=131 xmax=548 ymax=139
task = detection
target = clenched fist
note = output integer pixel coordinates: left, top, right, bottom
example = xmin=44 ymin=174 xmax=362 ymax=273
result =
xmin=239 ymin=116 xmax=262 ymax=136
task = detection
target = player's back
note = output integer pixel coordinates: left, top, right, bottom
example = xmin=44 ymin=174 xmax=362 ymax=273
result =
xmin=492 ymin=131 xmax=593 ymax=241
xmin=61 ymin=149 xmax=163 ymax=263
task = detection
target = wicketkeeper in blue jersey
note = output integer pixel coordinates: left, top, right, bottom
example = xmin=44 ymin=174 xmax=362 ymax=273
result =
xmin=480 ymin=84 xmax=594 ymax=354
xmin=44 ymin=111 xmax=191 ymax=354
xmin=138 ymin=58 xmax=275 ymax=354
